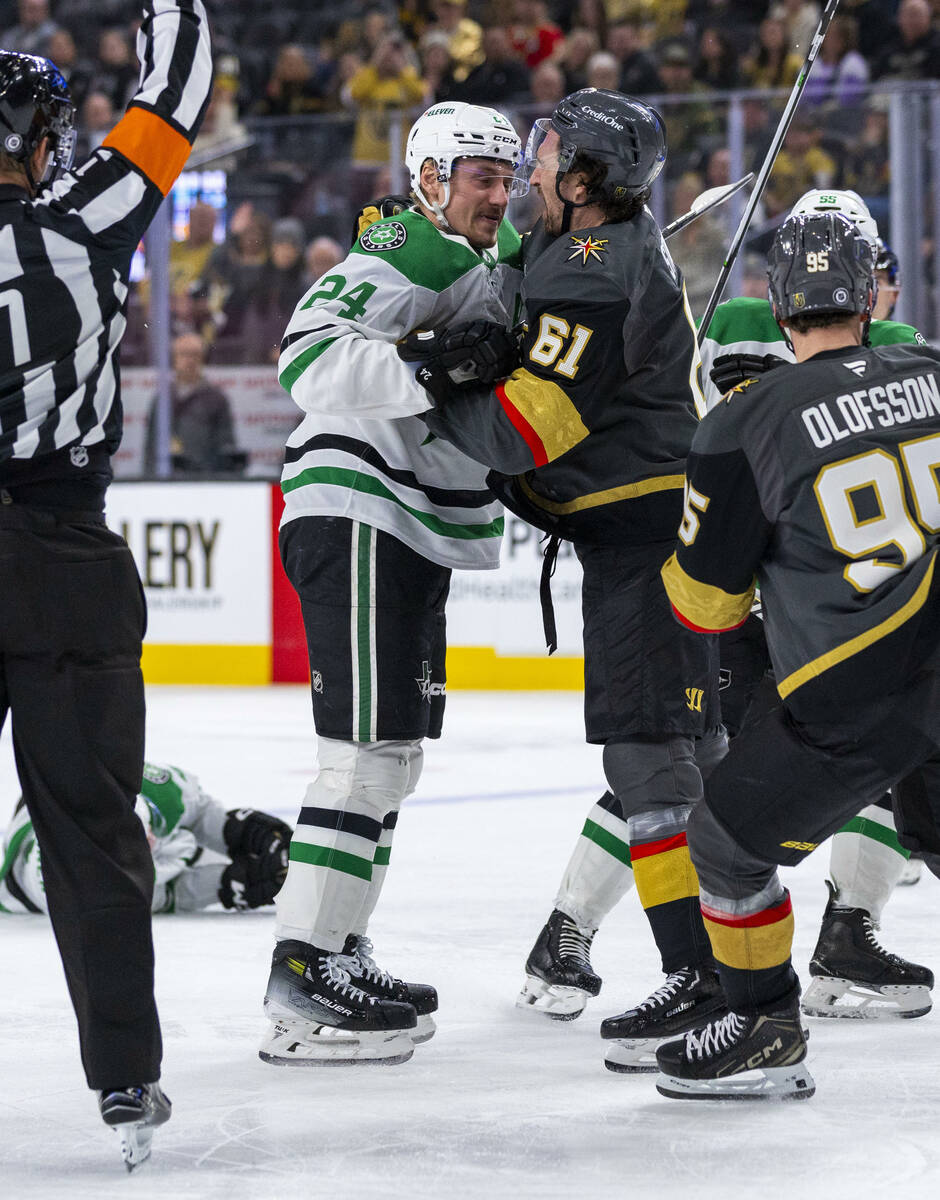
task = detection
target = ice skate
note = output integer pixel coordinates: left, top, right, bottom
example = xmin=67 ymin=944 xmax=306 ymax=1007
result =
xmin=601 ymin=964 xmax=725 ymax=1073
xmin=343 ymin=934 xmax=438 ymax=1044
xmin=516 ymin=909 xmax=601 ymax=1021
xmin=655 ymin=996 xmax=815 ymax=1101
xmin=801 ymin=882 xmax=933 ymax=1020
xmin=99 ymin=1083 xmax=171 ymax=1172
xmin=260 ymin=939 xmax=417 ymax=1066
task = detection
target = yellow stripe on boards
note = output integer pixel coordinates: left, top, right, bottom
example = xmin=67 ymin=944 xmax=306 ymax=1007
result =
xmin=141 ymin=644 xmax=271 ymax=685
xmin=445 ymin=646 xmax=584 ymax=690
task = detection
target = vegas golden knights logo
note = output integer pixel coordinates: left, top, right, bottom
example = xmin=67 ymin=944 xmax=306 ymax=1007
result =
xmin=685 ymin=687 xmax=704 ymax=712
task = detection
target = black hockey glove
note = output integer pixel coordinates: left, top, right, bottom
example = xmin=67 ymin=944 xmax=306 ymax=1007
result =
xmin=398 ymin=320 xmax=521 ymax=407
xmin=709 ymin=352 xmax=786 ymax=394
xmin=223 ymin=807 xmax=292 ymax=865
xmin=352 ymin=194 xmax=411 ymax=246
xmin=218 ymin=854 xmax=285 ymax=910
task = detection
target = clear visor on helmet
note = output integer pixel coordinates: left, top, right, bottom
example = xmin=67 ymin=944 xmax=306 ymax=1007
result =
xmin=450 ymin=156 xmax=528 ymax=199
xmin=520 ymin=118 xmax=577 ymax=187
xmin=46 ymin=96 xmax=75 ymax=179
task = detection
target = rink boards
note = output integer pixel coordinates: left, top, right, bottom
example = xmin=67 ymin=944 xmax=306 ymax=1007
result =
xmin=108 ymin=482 xmax=586 ymax=687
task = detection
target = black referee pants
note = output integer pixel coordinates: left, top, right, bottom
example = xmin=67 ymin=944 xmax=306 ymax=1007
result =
xmin=0 ymin=505 xmax=161 ymax=1089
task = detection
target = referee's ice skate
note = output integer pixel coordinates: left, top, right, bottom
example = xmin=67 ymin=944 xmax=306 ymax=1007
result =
xmin=98 ymin=1084 xmax=171 ymax=1172
xmin=260 ymin=939 xmax=417 ymax=1065
xmin=601 ymin=964 xmax=725 ymax=1072
xmin=801 ymin=883 xmax=933 ymax=1019
xmin=342 ymin=934 xmax=438 ymax=1044
xmin=655 ymin=997 xmax=815 ymax=1101
xmin=516 ymin=909 xmax=601 ymax=1020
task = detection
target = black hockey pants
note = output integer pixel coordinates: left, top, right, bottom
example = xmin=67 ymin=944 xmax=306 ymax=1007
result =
xmin=0 ymin=504 xmax=161 ymax=1089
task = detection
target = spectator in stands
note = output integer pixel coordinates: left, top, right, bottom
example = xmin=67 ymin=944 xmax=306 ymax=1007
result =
xmin=431 ymin=0 xmax=484 ymax=82
xmin=770 ymin=0 xmax=821 ymax=54
xmin=191 ymin=76 xmax=249 ymax=171
xmin=75 ymin=91 xmax=115 ymax=160
xmin=419 ymin=30 xmax=460 ymax=103
xmin=361 ymin=7 xmax=394 ymax=57
xmin=568 ymin=0 xmax=608 ymax=49
xmin=606 ymin=20 xmax=662 ymax=95
xmin=655 ymin=40 xmax=720 ymax=167
xmin=303 ymin=236 xmax=345 ymax=289
xmin=46 ymin=29 xmax=91 ymax=112
xmin=529 ymin=58 xmax=566 ymax=104
xmin=557 ymin=27 xmax=600 ymax=93
xmin=143 ymin=333 xmax=243 ymax=478
xmin=873 ymin=0 xmax=940 ymax=80
xmin=667 ymin=170 xmax=729 ymax=320
xmin=89 ymin=27 xmax=139 ymax=112
xmin=509 ymin=0 xmax=564 ymax=68
xmin=0 ymin=0 xmax=58 ymax=56
xmin=842 ymin=97 xmax=891 ymax=210
xmin=455 ymin=24 xmax=531 ymax=105
xmin=803 ymin=13 xmax=869 ymax=107
xmin=344 ymin=31 xmax=428 ymax=171
xmin=200 ymin=203 xmax=272 ymax=348
xmin=843 ymin=0 xmax=901 ymax=62
xmin=241 ymin=217 xmax=309 ymax=365
xmin=763 ymin=110 xmax=836 ymax=216
xmin=742 ymin=14 xmax=803 ymax=88
xmin=171 ymin=201 xmax=219 ymax=308
xmin=694 ymin=25 xmax=742 ymax=90
xmin=583 ymin=50 xmax=620 ymax=93
xmin=255 ymin=44 xmax=336 ymax=116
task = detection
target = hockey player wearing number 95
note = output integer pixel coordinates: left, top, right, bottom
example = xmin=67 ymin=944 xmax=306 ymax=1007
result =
xmin=261 ymin=102 xmax=525 ymax=1067
xmin=0 ymin=0 xmax=211 ymax=1170
xmin=655 ymin=211 xmax=940 ymax=1101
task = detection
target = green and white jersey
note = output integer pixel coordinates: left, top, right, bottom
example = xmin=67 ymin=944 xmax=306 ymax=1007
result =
xmin=0 ymin=763 xmax=228 ymax=914
xmin=278 ymin=208 xmax=524 ymax=570
xmin=700 ymin=296 xmax=926 ymax=411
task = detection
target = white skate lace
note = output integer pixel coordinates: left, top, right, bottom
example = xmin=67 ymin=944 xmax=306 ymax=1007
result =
xmin=684 ymin=1012 xmax=748 ymax=1060
xmin=636 ymin=968 xmax=691 ymax=1012
xmin=319 ymin=951 xmax=376 ymax=1005
xmin=861 ymin=916 xmax=903 ymax=964
xmin=349 ymin=936 xmax=397 ymax=989
xmin=558 ymin=918 xmax=595 ymax=967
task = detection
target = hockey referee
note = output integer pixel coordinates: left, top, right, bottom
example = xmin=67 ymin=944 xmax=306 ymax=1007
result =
xmin=0 ymin=1 xmax=211 ymax=1169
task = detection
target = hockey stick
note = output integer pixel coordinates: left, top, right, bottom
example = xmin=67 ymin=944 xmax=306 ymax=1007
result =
xmin=697 ymin=0 xmax=843 ymax=344
xmin=663 ymin=174 xmax=754 ymax=240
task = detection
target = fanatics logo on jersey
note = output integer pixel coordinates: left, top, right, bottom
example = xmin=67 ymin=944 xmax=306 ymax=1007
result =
xmin=416 ymin=660 xmax=445 ymax=702
xmin=359 ymin=221 xmax=408 ymax=252
xmin=843 ymin=360 xmax=868 ymax=377
xmin=567 ymin=235 xmax=608 ymax=266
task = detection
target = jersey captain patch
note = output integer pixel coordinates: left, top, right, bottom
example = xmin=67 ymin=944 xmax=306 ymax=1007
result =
xmin=567 ymin=235 xmax=609 ymax=266
xmin=359 ymin=221 xmax=408 ymax=252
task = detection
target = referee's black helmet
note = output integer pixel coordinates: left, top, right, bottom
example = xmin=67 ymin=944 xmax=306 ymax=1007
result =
xmin=0 ymin=51 xmax=75 ymax=183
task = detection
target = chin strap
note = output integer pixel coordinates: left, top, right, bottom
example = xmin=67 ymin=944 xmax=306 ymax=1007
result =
xmin=555 ymin=174 xmax=598 ymax=236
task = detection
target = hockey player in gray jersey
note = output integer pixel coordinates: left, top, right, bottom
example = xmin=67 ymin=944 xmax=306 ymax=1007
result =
xmin=259 ymin=102 xmax=525 ymax=1067
xmin=657 ymin=211 xmax=940 ymax=1099
xmin=0 ymin=763 xmax=291 ymax=916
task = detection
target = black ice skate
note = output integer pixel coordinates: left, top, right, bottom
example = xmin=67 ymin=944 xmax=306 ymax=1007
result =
xmin=343 ymin=934 xmax=439 ymax=1044
xmin=601 ymin=963 xmax=726 ymax=1072
xmin=655 ymin=997 xmax=815 ymax=1101
xmin=99 ymin=1083 xmax=171 ymax=1172
xmin=801 ymin=882 xmax=934 ymax=1020
xmin=260 ymin=939 xmax=417 ymax=1066
xmin=516 ymin=909 xmax=602 ymax=1021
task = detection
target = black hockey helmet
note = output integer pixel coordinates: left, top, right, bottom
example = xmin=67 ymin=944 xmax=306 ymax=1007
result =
xmin=875 ymin=239 xmax=900 ymax=286
xmin=0 ymin=51 xmax=76 ymax=190
xmin=522 ymin=88 xmax=666 ymax=204
xmin=768 ymin=212 xmax=874 ymax=323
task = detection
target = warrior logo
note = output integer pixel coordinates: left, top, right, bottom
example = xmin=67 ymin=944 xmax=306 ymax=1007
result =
xmin=685 ymin=687 xmax=704 ymax=712
xmin=416 ymin=660 xmax=445 ymax=702
xmin=360 ymin=221 xmax=408 ymax=252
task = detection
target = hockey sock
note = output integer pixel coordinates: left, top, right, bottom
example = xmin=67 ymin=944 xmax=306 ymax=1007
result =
xmin=829 ymin=798 xmax=909 ymax=921
xmin=699 ymin=880 xmax=797 ymax=1011
xmin=554 ymin=791 xmax=634 ymax=930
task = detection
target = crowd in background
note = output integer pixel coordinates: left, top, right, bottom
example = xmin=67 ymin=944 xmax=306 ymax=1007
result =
xmin=3 ymin=0 xmax=937 ymax=417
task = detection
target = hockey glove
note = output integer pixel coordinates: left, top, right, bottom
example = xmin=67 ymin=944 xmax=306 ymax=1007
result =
xmin=218 ymin=854 xmax=285 ymax=910
xmin=398 ymin=320 xmax=521 ymax=407
xmin=352 ymin=194 xmax=411 ymax=245
xmin=709 ymin=352 xmax=786 ymax=394
xmin=223 ymin=807 xmax=292 ymax=864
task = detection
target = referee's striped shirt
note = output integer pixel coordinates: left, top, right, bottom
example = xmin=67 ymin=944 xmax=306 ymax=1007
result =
xmin=0 ymin=0 xmax=212 ymax=498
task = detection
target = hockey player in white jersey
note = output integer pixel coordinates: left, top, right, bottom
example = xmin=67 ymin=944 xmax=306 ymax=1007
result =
xmin=519 ymin=188 xmax=933 ymax=1031
xmin=260 ymin=102 xmax=525 ymax=1067
xmin=0 ymin=763 xmax=292 ymax=916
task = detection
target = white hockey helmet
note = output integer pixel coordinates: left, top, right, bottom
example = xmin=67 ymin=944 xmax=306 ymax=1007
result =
xmin=789 ymin=189 xmax=880 ymax=248
xmin=405 ymin=102 xmax=525 ymax=221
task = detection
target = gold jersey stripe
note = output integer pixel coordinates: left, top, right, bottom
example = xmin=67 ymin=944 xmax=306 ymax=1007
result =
xmin=661 ymin=553 xmax=755 ymax=631
xmin=519 ymin=470 xmax=685 ymax=517
xmin=631 ymin=844 xmax=700 ymax=909
xmin=704 ymin=910 xmax=794 ymax=972
xmin=500 ymin=369 xmax=589 ymax=463
xmin=777 ymin=550 xmax=937 ymax=699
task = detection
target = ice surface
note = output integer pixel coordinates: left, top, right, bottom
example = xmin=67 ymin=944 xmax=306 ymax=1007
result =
xmin=1 ymin=686 xmax=939 ymax=1198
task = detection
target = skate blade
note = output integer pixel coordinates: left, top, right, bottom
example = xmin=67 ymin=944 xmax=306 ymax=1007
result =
xmin=115 ymin=1124 xmax=155 ymax=1172
xmin=603 ymin=1038 xmax=660 ymax=1074
xmin=656 ymin=1061 xmax=816 ymax=1101
xmin=259 ymin=1019 xmax=415 ymax=1066
xmin=802 ymin=977 xmax=932 ymax=1020
xmin=516 ymin=976 xmax=589 ymax=1021
xmin=412 ymin=1014 xmax=436 ymax=1045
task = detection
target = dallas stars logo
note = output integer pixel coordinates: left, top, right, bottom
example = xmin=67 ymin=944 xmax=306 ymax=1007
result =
xmin=416 ymin=660 xmax=445 ymax=703
xmin=567 ymin=235 xmax=608 ymax=265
